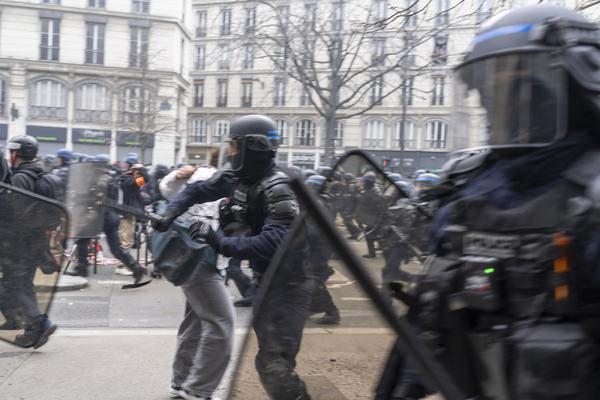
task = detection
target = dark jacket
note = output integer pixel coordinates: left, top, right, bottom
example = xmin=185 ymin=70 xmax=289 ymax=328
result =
xmin=10 ymin=160 xmax=45 ymax=192
xmin=120 ymin=168 xmax=149 ymax=210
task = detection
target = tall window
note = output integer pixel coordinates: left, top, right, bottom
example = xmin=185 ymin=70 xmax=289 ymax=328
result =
xmin=132 ymin=0 xmax=150 ymax=14
xmin=40 ymin=18 xmax=60 ymax=61
xmin=196 ymin=10 xmax=207 ymax=37
xmin=218 ymin=43 xmax=230 ymax=70
xmin=274 ymin=78 xmax=286 ymax=106
xmin=363 ymin=119 xmax=385 ymax=148
xmin=220 ymin=8 xmax=232 ymax=36
xmin=331 ymin=2 xmax=344 ymax=31
xmin=243 ymin=44 xmax=254 ymax=69
xmin=214 ymin=120 xmax=229 ymax=144
xmin=121 ymin=85 xmax=154 ymax=124
xmin=370 ymin=76 xmax=384 ymax=106
xmin=275 ymin=119 xmax=289 ymax=145
xmin=431 ymin=76 xmax=445 ymax=106
xmin=129 ymin=26 xmax=149 ymax=68
xmin=241 ymin=79 xmax=253 ymax=107
xmin=217 ymin=79 xmax=228 ymax=107
xmin=300 ymin=85 xmax=310 ymax=106
xmin=432 ymin=34 xmax=448 ymax=65
xmin=296 ymin=119 xmax=315 ymax=146
xmin=195 ymin=45 xmax=205 ymax=70
xmin=29 ymin=79 xmax=66 ymax=120
xmin=425 ymin=120 xmax=447 ymax=148
xmin=393 ymin=120 xmax=416 ymax=149
xmin=85 ymin=23 xmax=105 ymax=65
xmin=436 ymin=0 xmax=449 ymax=25
xmin=193 ymin=80 xmax=204 ymax=107
xmin=404 ymin=34 xmax=416 ymax=66
xmin=88 ymin=0 xmax=105 ymax=7
xmin=245 ymin=8 xmax=256 ymax=34
xmin=372 ymin=37 xmax=386 ymax=66
xmin=405 ymin=0 xmax=417 ymax=27
xmin=75 ymin=83 xmax=111 ymax=122
xmin=0 ymin=79 xmax=6 ymax=116
xmin=304 ymin=3 xmax=317 ymax=33
xmin=374 ymin=0 xmax=388 ymax=23
xmin=189 ymin=119 xmax=207 ymax=143
xmin=277 ymin=5 xmax=290 ymax=33
xmin=400 ymin=76 xmax=414 ymax=106
xmin=323 ymin=120 xmax=344 ymax=147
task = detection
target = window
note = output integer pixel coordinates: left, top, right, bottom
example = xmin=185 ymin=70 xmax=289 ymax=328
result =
xmin=370 ymin=76 xmax=384 ymax=106
xmin=0 ymin=79 xmax=6 ymax=116
xmin=217 ymin=79 xmax=228 ymax=107
xmin=330 ymin=37 xmax=343 ymax=69
xmin=374 ymin=0 xmax=388 ymax=23
xmin=85 ymin=23 xmax=105 ymax=65
xmin=296 ymin=119 xmax=315 ymax=146
xmin=277 ymin=6 xmax=289 ymax=33
xmin=29 ymin=79 xmax=66 ymax=120
xmin=241 ymin=79 xmax=253 ymax=107
xmin=129 ymin=26 xmax=149 ymax=68
xmin=42 ymin=0 xmax=61 ymax=3
xmin=331 ymin=2 xmax=344 ymax=31
xmin=195 ymin=45 xmax=205 ymax=70
xmin=220 ymin=8 xmax=232 ymax=36
xmin=274 ymin=78 xmax=286 ymax=106
xmin=322 ymin=120 xmax=344 ymax=147
xmin=243 ymin=44 xmax=254 ymax=69
xmin=193 ymin=80 xmax=204 ymax=107
xmin=393 ymin=120 xmax=416 ymax=149
xmin=121 ymin=85 xmax=154 ymax=124
xmin=432 ymin=34 xmax=448 ymax=65
xmin=302 ymin=41 xmax=314 ymax=68
xmin=431 ymin=76 xmax=445 ymax=106
xmin=132 ymin=0 xmax=150 ymax=14
xmin=436 ymin=0 xmax=449 ymax=25
xmin=245 ymin=7 xmax=256 ymax=34
xmin=214 ymin=120 xmax=229 ymax=144
xmin=400 ymin=76 xmax=414 ymax=106
xmin=304 ymin=3 xmax=317 ymax=33
xmin=189 ymin=119 xmax=207 ymax=143
xmin=405 ymin=0 xmax=417 ymax=27
xmin=75 ymin=83 xmax=111 ymax=122
xmin=275 ymin=44 xmax=288 ymax=69
xmin=196 ymin=10 xmax=207 ymax=37
xmin=425 ymin=120 xmax=447 ymax=148
xmin=476 ymin=0 xmax=493 ymax=23
xmin=275 ymin=119 xmax=289 ymax=145
xmin=88 ymin=0 xmax=105 ymax=7
xmin=363 ymin=119 xmax=385 ymax=148
xmin=218 ymin=43 xmax=230 ymax=70
xmin=300 ymin=85 xmax=310 ymax=106
xmin=372 ymin=37 xmax=386 ymax=66
xmin=40 ymin=18 xmax=60 ymax=61
xmin=404 ymin=34 xmax=416 ymax=66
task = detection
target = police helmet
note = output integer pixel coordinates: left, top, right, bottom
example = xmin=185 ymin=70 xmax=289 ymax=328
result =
xmin=124 ymin=154 xmax=139 ymax=165
xmin=228 ymin=114 xmax=279 ymax=173
xmin=7 ymin=135 xmax=39 ymax=160
xmin=287 ymin=165 xmax=303 ymax=179
xmin=361 ymin=173 xmax=376 ymax=189
xmin=415 ymin=173 xmax=440 ymax=187
xmin=57 ymin=148 xmax=74 ymax=161
xmin=455 ymin=5 xmax=600 ymax=150
xmin=95 ymin=154 xmax=110 ymax=165
xmin=317 ymin=166 xmax=332 ymax=176
xmin=387 ymin=173 xmax=404 ymax=182
xmin=343 ymin=172 xmax=355 ymax=182
xmin=43 ymin=154 xmax=56 ymax=163
xmin=302 ymin=169 xmax=317 ymax=179
xmin=305 ymin=174 xmax=327 ymax=192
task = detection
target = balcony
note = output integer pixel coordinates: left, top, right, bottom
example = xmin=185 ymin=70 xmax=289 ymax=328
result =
xmin=29 ymin=106 xmax=66 ymax=121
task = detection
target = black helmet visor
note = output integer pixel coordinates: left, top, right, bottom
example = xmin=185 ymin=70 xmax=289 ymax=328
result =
xmin=454 ymin=52 xmax=567 ymax=149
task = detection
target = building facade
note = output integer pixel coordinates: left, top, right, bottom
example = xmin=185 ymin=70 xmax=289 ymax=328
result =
xmin=188 ymin=0 xmax=595 ymax=174
xmin=0 ymin=0 xmax=192 ymax=165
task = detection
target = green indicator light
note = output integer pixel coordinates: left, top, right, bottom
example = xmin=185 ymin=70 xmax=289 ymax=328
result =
xmin=484 ymin=268 xmax=495 ymax=274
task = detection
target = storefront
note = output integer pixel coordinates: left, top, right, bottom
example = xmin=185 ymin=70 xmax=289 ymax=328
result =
xmin=72 ymin=128 xmax=111 ymax=156
xmin=116 ymin=131 xmax=154 ymax=165
xmin=26 ymin=126 xmax=67 ymax=156
xmin=367 ymin=150 xmax=449 ymax=176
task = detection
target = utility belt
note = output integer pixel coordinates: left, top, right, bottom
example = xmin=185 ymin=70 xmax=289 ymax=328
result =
xmin=416 ymin=226 xmax=598 ymax=399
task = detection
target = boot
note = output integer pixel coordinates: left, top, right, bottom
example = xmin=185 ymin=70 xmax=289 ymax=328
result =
xmin=317 ymin=310 xmax=340 ymax=325
xmin=129 ymin=264 xmax=146 ymax=284
xmin=233 ymin=297 xmax=253 ymax=307
xmin=362 ymin=253 xmax=376 ymax=259
xmin=15 ymin=315 xmax=57 ymax=349
xmin=391 ymin=383 xmax=428 ymax=400
xmin=65 ymin=264 xmax=88 ymax=277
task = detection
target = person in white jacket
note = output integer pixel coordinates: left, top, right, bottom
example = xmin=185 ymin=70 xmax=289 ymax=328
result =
xmin=159 ymin=148 xmax=234 ymax=400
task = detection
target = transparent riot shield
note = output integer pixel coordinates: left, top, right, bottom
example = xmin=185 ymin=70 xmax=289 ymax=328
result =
xmin=66 ymin=161 xmax=110 ymax=238
xmin=0 ymin=182 xmax=68 ymax=347
xmin=228 ymin=151 xmax=463 ymax=400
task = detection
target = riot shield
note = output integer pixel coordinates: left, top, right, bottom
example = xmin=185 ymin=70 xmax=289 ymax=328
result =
xmin=228 ymin=151 xmax=463 ymax=400
xmin=0 ymin=182 xmax=68 ymax=347
xmin=66 ymin=161 xmax=110 ymax=238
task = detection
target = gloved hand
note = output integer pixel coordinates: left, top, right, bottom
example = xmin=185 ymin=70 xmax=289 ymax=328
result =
xmin=189 ymin=221 xmax=223 ymax=251
xmin=150 ymin=208 xmax=178 ymax=232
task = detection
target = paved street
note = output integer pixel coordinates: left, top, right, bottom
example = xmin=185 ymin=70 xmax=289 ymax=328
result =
xmin=0 ymin=234 xmax=431 ymax=400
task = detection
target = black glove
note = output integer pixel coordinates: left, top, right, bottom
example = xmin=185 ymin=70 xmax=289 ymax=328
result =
xmin=150 ymin=208 xmax=178 ymax=232
xmin=189 ymin=221 xmax=223 ymax=251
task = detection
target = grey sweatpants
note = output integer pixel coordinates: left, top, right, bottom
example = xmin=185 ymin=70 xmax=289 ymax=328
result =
xmin=172 ymin=264 xmax=235 ymax=397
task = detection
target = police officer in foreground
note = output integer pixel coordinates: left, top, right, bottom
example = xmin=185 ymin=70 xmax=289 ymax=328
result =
xmin=152 ymin=115 xmax=309 ymax=399
xmin=385 ymin=5 xmax=600 ymax=399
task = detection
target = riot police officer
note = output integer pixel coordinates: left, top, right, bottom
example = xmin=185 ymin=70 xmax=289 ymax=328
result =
xmin=152 ymin=115 xmax=309 ymax=399
xmin=390 ymin=5 xmax=600 ymax=399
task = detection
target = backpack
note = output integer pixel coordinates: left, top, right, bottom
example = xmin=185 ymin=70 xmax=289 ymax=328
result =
xmin=16 ymin=169 xmax=66 ymax=202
